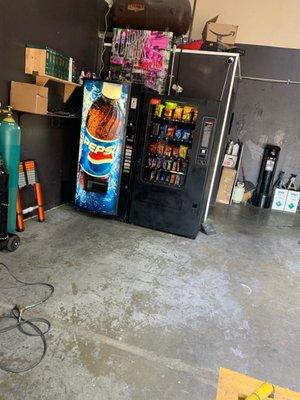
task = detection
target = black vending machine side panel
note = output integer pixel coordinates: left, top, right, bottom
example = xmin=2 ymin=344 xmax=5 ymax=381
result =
xmin=168 ymin=51 xmax=239 ymax=211
xmin=129 ymin=94 xmax=220 ymax=238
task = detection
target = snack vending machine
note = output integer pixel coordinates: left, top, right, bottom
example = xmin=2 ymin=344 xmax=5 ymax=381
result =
xmin=129 ymin=95 xmax=221 ymax=238
xmin=75 ymin=80 xmax=151 ymax=220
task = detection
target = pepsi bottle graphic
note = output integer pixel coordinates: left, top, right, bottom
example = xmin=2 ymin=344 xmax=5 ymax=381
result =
xmin=80 ymin=83 xmax=123 ymax=193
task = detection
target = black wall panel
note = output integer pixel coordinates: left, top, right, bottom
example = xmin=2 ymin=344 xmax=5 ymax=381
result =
xmin=0 ymin=0 xmax=106 ymax=210
xmin=232 ymin=44 xmax=300 ymax=187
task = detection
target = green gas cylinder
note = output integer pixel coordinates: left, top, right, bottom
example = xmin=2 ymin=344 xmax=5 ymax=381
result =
xmin=0 ymin=106 xmax=21 ymax=233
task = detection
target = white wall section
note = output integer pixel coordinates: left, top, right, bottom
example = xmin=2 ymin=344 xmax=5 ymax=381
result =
xmin=190 ymin=0 xmax=300 ymax=49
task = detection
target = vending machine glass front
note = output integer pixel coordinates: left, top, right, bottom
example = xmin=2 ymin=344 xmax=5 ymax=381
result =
xmin=141 ymin=99 xmax=199 ymax=188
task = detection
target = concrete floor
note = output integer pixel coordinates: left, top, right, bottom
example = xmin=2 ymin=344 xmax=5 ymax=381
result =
xmin=0 ymin=204 xmax=299 ymax=399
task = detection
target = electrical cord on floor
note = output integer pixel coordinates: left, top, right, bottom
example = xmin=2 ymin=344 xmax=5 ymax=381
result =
xmin=0 ymin=262 xmax=54 ymax=373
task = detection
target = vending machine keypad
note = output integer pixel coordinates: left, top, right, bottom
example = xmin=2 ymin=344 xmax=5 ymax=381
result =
xmin=123 ymin=145 xmax=133 ymax=174
xmin=196 ymin=118 xmax=216 ymax=165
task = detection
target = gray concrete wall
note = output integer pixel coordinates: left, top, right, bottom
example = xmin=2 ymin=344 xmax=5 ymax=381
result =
xmin=232 ymin=45 xmax=300 ymax=187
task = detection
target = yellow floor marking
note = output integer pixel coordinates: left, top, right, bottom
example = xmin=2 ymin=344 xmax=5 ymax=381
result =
xmin=216 ymin=368 xmax=300 ymax=400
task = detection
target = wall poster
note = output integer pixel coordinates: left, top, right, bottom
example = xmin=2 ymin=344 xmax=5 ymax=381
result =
xmin=109 ymin=29 xmax=173 ymax=94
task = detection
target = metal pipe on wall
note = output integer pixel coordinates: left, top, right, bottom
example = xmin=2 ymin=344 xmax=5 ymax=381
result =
xmin=240 ymin=76 xmax=300 ymax=85
xmin=237 ymin=60 xmax=300 ymax=85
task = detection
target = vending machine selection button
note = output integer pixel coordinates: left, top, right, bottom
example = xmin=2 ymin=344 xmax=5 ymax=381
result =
xmin=130 ymin=97 xmax=138 ymax=109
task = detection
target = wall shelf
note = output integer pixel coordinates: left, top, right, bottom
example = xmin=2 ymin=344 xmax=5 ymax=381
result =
xmin=34 ymin=74 xmax=81 ymax=103
xmin=14 ymin=109 xmax=80 ymax=119
xmin=25 ymin=47 xmax=81 ymax=102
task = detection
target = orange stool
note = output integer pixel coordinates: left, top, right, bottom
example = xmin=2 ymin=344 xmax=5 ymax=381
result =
xmin=16 ymin=160 xmax=45 ymax=232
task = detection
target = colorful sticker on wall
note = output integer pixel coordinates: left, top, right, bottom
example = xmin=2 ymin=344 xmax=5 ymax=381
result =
xmin=75 ymin=80 xmax=129 ymax=215
xmin=109 ymin=29 xmax=173 ymax=94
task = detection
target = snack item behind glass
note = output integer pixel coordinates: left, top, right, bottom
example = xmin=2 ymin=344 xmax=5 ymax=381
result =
xmin=182 ymin=106 xmax=193 ymax=123
xmin=175 ymin=175 xmax=181 ymax=185
xmin=162 ymin=157 xmax=168 ymax=170
xmin=181 ymin=159 xmax=188 ymax=173
xmin=157 ymin=142 xmax=165 ymax=156
xmin=152 ymin=122 xmax=160 ymax=136
xmin=166 ymin=126 xmax=175 ymax=139
xmin=171 ymin=161 xmax=177 ymax=172
xmin=174 ymin=128 xmax=182 ymax=140
xmin=149 ymin=142 xmax=158 ymax=154
xmin=156 ymin=158 xmax=163 ymax=169
xmin=172 ymin=147 xmax=179 ymax=158
xmin=170 ymin=174 xmax=176 ymax=185
xmin=155 ymin=104 xmax=165 ymax=118
xmin=159 ymin=124 xmax=167 ymax=139
xmin=173 ymin=106 xmax=184 ymax=121
xmin=151 ymin=158 xmax=157 ymax=168
xmin=160 ymin=171 xmax=167 ymax=182
xmin=192 ymin=109 xmax=198 ymax=122
xmin=150 ymin=170 xmax=157 ymax=181
xmin=181 ymin=129 xmax=190 ymax=141
xmin=167 ymin=160 xmax=172 ymax=170
xmin=179 ymin=145 xmax=188 ymax=159
xmin=164 ymin=145 xmax=173 ymax=157
xmin=164 ymin=101 xmax=177 ymax=119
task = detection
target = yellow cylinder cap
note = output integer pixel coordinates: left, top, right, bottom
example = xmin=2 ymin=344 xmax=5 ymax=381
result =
xmin=102 ymin=82 xmax=122 ymax=100
xmin=3 ymin=106 xmax=15 ymax=123
xmin=246 ymin=382 xmax=275 ymax=400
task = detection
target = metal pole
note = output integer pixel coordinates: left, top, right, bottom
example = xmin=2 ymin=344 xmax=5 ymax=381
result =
xmin=188 ymin=0 xmax=198 ymax=42
xmin=241 ymin=76 xmax=300 ymax=85
xmin=168 ymin=45 xmax=177 ymax=96
xmin=204 ymin=55 xmax=239 ymax=222
xmin=237 ymin=60 xmax=300 ymax=85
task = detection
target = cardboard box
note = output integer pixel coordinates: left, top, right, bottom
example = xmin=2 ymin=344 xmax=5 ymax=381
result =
xmin=272 ymin=188 xmax=288 ymax=211
xmin=26 ymin=46 xmax=70 ymax=81
xmin=10 ymin=81 xmax=48 ymax=115
xmin=216 ymin=167 xmax=237 ymax=204
xmin=223 ymin=154 xmax=238 ymax=169
xmin=202 ymin=16 xmax=238 ymax=45
xmin=284 ymin=191 xmax=300 ymax=213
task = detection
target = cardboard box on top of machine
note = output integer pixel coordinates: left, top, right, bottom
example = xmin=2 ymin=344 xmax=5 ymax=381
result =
xmin=10 ymin=81 xmax=48 ymax=115
xmin=202 ymin=15 xmax=238 ymax=46
xmin=216 ymin=167 xmax=237 ymax=205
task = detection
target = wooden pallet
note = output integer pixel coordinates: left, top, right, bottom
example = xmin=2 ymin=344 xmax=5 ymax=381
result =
xmin=216 ymin=368 xmax=300 ymax=400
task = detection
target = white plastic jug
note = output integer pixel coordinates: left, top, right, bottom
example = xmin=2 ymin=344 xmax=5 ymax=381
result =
xmin=232 ymin=182 xmax=245 ymax=204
